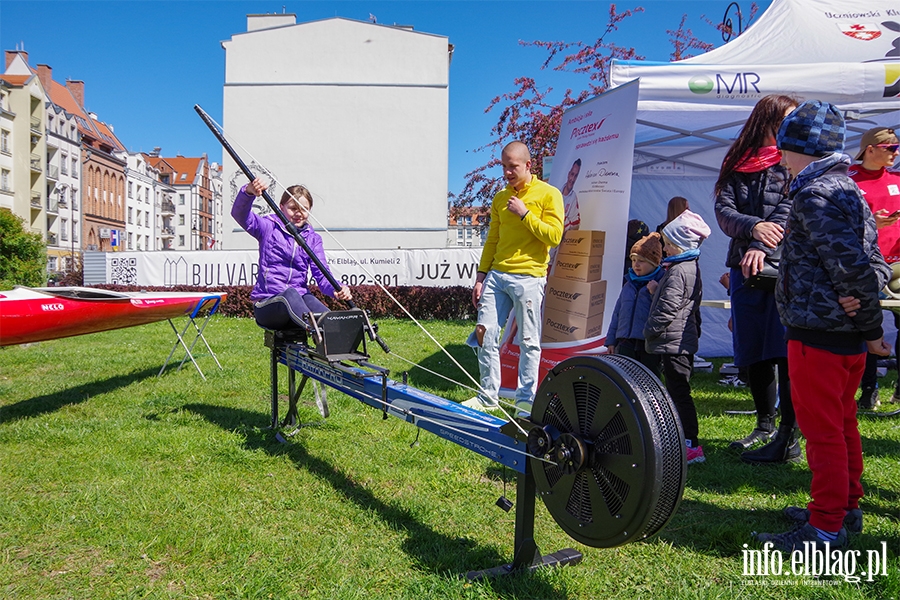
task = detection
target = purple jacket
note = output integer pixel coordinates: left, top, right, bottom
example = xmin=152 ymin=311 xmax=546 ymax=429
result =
xmin=232 ymin=186 xmax=337 ymax=302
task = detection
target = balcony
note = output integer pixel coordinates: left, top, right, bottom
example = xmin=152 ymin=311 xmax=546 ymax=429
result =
xmin=46 ymin=164 xmax=59 ymax=180
xmin=161 ymin=226 xmax=175 ymax=238
xmin=30 ymin=153 xmax=42 ymax=172
xmin=46 ymin=196 xmax=58 ymax=214
xmin=159 ymin=200 xmax=176 ymax=215
xmin=47 ymin=232 xmax=58 ymax=246
xmin=31 ymin=191 xmax=42 ymax=207
xmin=30 ymin=116 xmax=42 ymax=133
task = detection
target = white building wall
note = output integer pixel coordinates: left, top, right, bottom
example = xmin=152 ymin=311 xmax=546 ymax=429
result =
xmin=0 ymin=86 xmax=14 ymax=212
xmin=221 ymin=16 xmax=450 ymax=251
xmin=45 ymin=104 xmax=82 ymax=271
xmin=125 ymin=153 xmax=157 ymax=251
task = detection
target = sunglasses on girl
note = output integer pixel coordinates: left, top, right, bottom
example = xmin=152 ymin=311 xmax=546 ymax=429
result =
xmin=875 ymin=144 xmax=900 ymax=152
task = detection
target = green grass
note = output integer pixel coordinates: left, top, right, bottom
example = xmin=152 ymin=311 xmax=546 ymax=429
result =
xmin=1 ymin=317 xmax=898 ymax=599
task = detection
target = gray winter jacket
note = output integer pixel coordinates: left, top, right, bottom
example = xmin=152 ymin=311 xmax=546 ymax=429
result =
xmin=644 ymin=257 xmax=702 ymax=355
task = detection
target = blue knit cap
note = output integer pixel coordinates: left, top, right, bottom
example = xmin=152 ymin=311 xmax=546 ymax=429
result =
xmin=776 ymin=100 xmax=845 ymax=157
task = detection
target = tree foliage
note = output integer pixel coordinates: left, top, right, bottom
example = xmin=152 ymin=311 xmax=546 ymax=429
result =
xmin=0 ymin=209 xmax=46 ymax=289
xmin=453 ymin=2 xmax=759 ymax=211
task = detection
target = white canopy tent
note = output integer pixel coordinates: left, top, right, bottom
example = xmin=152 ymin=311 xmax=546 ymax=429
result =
xmin=610 ymin=0 xmax=900 ymax=356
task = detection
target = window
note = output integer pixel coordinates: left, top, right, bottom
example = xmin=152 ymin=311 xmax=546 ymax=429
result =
xmin=145 ymin=213 xmax=149 ymax=227
xmin=48 ymin=256 xmax=57 ymax=271
xmin=179 ymin=214 xmax=185 ymax=226
xmin=60 ymin=153 xmax=68 ymax=175
xmin=128 ymin=207 xmax=133 ymax=224
xmin=127 ymin=232 xmax=133 ymax=250
xmin=73 ymin=222 xmax=78 ymax=243
xmin=71 ymin=158 xmax=78 ymax=177
xmin=1 ymin=169 xmax=9 ymax=191
xmin=178 ymin=235 xmax=185 ymax=247
xmin=61 ymin=219 xmax=68 ymax=241
xmin=0 ymin=130 xmax=9 ymax=153
xmin=128 ymin=182 xmax=133 ymax=198
xmin=179 ymin=193 xmax=185 ymax=205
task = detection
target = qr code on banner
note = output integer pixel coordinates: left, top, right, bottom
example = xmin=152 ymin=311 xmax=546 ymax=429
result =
xmin=110 ymin=257 xmax=138 ymax=285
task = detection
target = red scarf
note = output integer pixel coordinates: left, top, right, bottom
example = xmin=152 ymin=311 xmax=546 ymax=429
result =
xmin=735 ymin=146 xmax=782 ymax=173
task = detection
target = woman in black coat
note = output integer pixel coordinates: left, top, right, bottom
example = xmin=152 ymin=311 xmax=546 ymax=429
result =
xmin=714 ymin=94 xmax=799 ymax=464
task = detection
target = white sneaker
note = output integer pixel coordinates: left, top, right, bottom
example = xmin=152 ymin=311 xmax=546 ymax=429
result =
xmin=461 ymin=396 xmax=499 ymax=411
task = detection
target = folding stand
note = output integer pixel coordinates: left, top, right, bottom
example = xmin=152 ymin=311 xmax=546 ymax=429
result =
xmin=158 ymin=294 xmax=224 ymax=380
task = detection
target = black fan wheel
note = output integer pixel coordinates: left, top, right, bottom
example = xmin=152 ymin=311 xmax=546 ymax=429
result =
xmin=528 ymin=355 xmax=686 ymax=548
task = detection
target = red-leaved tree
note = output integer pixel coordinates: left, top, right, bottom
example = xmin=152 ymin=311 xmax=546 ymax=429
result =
xmin=452 ymin=2 xmax=759 ymax=213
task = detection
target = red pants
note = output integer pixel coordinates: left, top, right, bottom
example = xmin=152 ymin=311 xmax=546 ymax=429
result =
xmin=788 ymin=341 xmax=865 ymax=532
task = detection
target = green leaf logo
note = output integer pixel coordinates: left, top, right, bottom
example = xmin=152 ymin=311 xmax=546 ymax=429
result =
xmin=688 ymin=75 xmax=714 ymax=94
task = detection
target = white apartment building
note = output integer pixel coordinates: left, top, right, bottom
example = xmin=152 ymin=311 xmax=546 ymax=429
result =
xmin=45 ymin=102 xmax=82 ymax=272
xmin=0 ymin=69 xmax=47 ymax=241
xmin=125 ymin=152 xmax=159 ymax=251
xmin=209 ymin=161 xmax=223 ymax=250
xmin=0 ymin=82 xmax=14 ymax=212
xmin=221 ymin=15 xmax=451 ymax=250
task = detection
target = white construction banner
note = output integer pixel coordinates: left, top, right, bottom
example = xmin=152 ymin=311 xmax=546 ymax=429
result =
xmin=89 ymin=248 xmax=482 ymax=288
xmin=498 ymin=79 xmax=640 ymax=392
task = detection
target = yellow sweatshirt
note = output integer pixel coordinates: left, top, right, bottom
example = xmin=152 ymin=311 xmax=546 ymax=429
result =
xmin=478 ymin=175 xmax=564 ymax=277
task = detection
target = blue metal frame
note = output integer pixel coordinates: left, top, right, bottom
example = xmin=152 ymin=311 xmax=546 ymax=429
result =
xmin=278 ymin=342 xmax=529 ymax=472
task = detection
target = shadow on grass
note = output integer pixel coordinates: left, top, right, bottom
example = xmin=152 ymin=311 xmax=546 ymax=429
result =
xmin=184 ymin=403 xmax=571 ymax=598
xmin=660 ymin=497 xmax=900 ymax=563
xmin=407 ymin=343 xmax=479 ymax=394
xmin=0 ymin=367 xmax=160 ymax=424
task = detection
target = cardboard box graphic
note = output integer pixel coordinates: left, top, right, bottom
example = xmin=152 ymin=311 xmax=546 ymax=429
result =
xmin=558 ymin=230 xmax=605 ymax=257
xmin=544 ymin=278 xmax=607 ymax=319
xmin=541 ymin=307 xmax=605 ymax=344
xmin=552 ymin=251 xmax=603 ymax=283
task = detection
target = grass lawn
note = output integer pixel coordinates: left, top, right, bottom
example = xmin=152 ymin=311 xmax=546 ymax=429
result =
xmin=1 ymin=316 xmax=898 ymax=599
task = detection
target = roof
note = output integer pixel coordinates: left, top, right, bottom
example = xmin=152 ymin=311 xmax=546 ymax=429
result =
xmin=91 ymin=118 xmax=125 ymax=152
xmin=0 ymin=74 xmax=31 ymax=86
xmin=162 ymin=156 xmax=204 ymax=185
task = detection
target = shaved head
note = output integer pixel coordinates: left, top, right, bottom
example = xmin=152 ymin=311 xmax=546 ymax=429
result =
xmin=502 ymin=141 xmax=531 ymax=163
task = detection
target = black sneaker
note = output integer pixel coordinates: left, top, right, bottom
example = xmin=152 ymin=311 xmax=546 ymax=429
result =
xmin=755 ymin=522 xmax=848 ymax=553
xmin=782 ymin=505 xmax=863 ymax=534
xmin=858 ymin=387 xmax=881 ymax=410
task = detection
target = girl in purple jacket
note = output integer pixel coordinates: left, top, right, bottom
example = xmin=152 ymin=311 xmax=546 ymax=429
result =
xmin=232 ymin=178 xmax=352 ymax=330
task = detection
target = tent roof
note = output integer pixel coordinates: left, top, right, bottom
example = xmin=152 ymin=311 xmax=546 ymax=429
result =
xmin=610 ymin=0 xmax=900 ymax=173
xmin=680 ymin=0 xmax=900 ymax=66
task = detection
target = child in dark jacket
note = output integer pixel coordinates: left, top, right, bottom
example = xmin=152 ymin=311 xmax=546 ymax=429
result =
xmin=753 ymin=100 xmax=891 ymax=553
xmin=606 ymin=232 xmax=665 ymax=377
xmin=644 ymin=210 xmax=711 ymax=464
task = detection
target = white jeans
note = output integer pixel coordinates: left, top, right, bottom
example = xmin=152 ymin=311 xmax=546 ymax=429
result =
xmin=477 ymin=270 xmax=546 ymax=406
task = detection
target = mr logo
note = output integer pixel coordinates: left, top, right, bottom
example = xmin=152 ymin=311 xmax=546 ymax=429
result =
xmin=689 ymin=73 xmax=761 ymax=95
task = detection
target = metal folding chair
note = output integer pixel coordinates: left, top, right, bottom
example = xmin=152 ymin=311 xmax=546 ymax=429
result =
xmin=158 ymin=294 xmax=223 ymax=380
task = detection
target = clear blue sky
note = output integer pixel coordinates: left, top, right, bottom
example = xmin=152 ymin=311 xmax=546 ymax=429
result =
xmin=1 ymin=0 xmax=771 ymax=196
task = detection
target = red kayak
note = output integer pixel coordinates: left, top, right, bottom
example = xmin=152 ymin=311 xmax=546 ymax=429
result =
xmin=0 ymin=287 xmax=226 ymax=347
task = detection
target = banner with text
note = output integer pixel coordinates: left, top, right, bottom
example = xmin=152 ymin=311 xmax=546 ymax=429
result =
xmin=87 ymin=248 xmax=482 ymax=288
xmin=498 ymin=79 xmax=640 ymax=391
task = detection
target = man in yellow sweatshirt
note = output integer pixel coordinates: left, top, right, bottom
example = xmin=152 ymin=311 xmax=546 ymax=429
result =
xmin=465 ymin=141 xmax=564 ymax=415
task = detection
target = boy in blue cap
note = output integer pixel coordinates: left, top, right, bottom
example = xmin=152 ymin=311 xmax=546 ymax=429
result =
xmin=754 ymin=100 xmax=891 ymax=552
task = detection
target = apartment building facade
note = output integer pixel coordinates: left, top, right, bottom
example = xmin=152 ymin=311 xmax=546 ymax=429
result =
xmin=0 ymin=67 xmax=48 ymax=243
xmin=153 ymin=154 xmax=216 ymax=251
